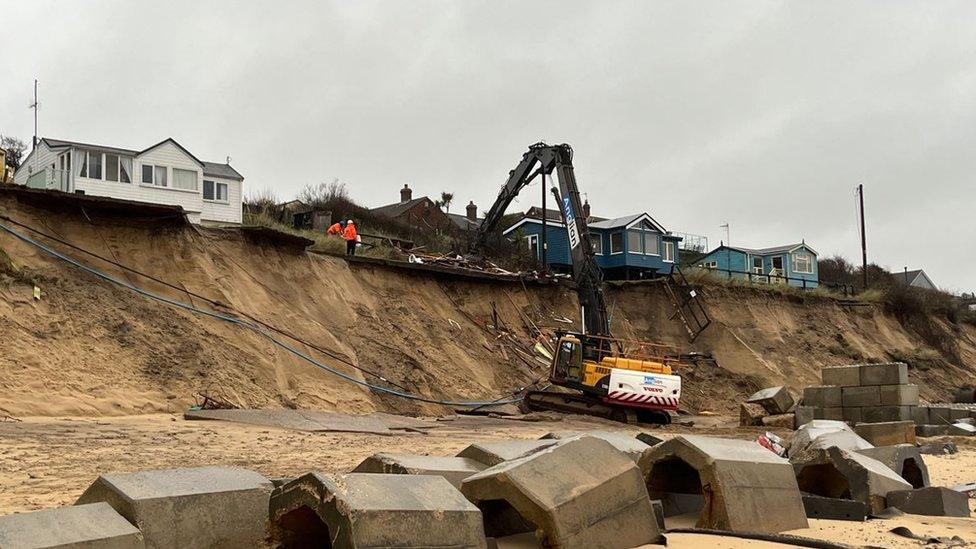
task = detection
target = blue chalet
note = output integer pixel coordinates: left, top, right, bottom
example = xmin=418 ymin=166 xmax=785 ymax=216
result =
xmin=502 ymin=206 xmax=682 ymax=280
xmin=696 ymin=243 xmax=819 ymax=288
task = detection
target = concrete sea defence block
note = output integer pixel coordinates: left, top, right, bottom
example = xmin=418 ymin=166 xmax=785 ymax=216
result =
xmin=747 ymin=386 xmax=795 ymax=415
xmin=801 ymin=494 xmax=868 ymax=521
xmin=950 ymin=407 xmax=972 ymax=421
xmin=462 ymin=436 xmax=662 ymax=548
xmin=794 ymin=406 xmax=815 ymax=428
xmin=880 ymin=384 xmax=919 ymax=406
xmin=928 ymin=406 xmax=953 ymax=424
xmin=843 ymin=386 xmax=881 ymax=407
xmin=821 ymin=365 xmax=861 ymax=387
xmin=740 ymin=402 xmax=766 ymax=427
xmin=912 ymin=406 xmax=930 ymax=426
xmin=859 ymin=362 xmax=908 ymax=386
xmin=916 ymin=424 xmax=950 ymax=437
xmin=789 ymin=420 xmax=874 ymax=461
xmin=792 ymin=447 xmax=911 ymax=514
xmin=353 ymin=453 xmax=486 ymax=488
xmin=0 ymin=502 xmax=144 ymax=549
xmin=271 ymin=473 xmax=487 ymax=548
xmin=855 ymin=444 xmax=929 ymax=488
xmin=639 ymin=435 xmax=808 ymax=534
xmin=949 ymin=422 xmax=976 ymax=436
xmin=456 ymin=439 xmax=557 ymax=466
xmin=843 ymin=406 xmax=862 ymax=424
xmin=539 ymin=430 xmax=650 ymax=462
xmin=853 ymin=421 xmax=916 ymax=447
xmin=803 ymin=386 xmax=843 ymax=408
xmin=886 ymin=487 xmax=971 ymax=517
xmin=814 ymin=407 xmax=844 ymax=421
xmin=75 ymin=466 xmax=272 ymax=549
xmin=861 ymin=406 xmax=913 ymax=423
xmin=954 ymin=387 xmax=976 ymax=404
xmin=762 ymin=413 xmax=795 ymax=428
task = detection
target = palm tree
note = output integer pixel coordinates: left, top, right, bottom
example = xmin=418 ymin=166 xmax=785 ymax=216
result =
xmin=439 ymin=191 xmax=454 ymax=213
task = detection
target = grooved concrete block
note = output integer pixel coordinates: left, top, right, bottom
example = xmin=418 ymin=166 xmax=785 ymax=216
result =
xmin=929 ymin=406 xmax=953 ymax=424
xmin=740 ymin=402 xmax=766 ymax=426
xmin=539 ymin=430 xmax=650 ymax=462
xmin=814 ymin=407 xmax=844 ymax=421
xmin=886 ymin=487 xmax=971 ymax=517
xmin=0 ymin=503 xmax=144 ymax=549
xmin=801 ymin=494 xmax=868 ymax=521
xmin=353 ymin=453 xmax=486 ymax=488
xmin=855 ymin=444 xmax=929 ymax=489
xmin=747 ymin=386 xmax=795 ymax=415
xmin=880 ymin=384 xmax=919 ymax=406
xmin=843 ymin=386 xmax=881 ymax=407
xmin=916 ymin=424 xmax=950 ymax=437
xmin=457 ymin=439 xmax=557 ymax=466
xmin=792 ymin=447 xmax=911 ymax=514
xmin=912 ymin=406 xmax=930 ymax=426
xmin=843 ymin=407 xmax=862 ymax=424
xmin=271 ymin=473 xmax=486 ymax=548
xmin=803 ymin=386 xmax=843 ymax=408
xmin=639 ymin=435 xmax=808 ymax=533
xmin=821 ymin=365 xmax=861 ymax=387
xmin=794 ymin=406 xmax=815 ymax=428
xmin=859 ymin=363 xmax=908 ymax=386
xmin=76 ymin=466 xmax=272 ymax=549
xmin=950 ymin=408 xmax=971 ymax=420
xmin=854 ymin=421 xmax=916 ymax=447
xmin=462 ymin=436 xmax=662 ymax=548
xmin=861 ymin=406 xmax=913 ymax=423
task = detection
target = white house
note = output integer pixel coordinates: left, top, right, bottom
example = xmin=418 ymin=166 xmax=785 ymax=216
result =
xmin=14 ymin=137 xmax=243 ymax=225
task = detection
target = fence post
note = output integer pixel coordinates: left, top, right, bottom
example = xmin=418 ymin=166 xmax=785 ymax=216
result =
xmin=803 ymin=279 xmax=807 ymax=290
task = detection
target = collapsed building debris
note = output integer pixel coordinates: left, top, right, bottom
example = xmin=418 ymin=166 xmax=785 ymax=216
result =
xmin=271 ymin=473 xmax=487 ymax=548
xmin=638 ymin=435 xmax=808 ymax=533
xmin=791 ymin=446 xmax=911 ymax=514
xmin=886 ymin=487 xmax=972 ymax=517
xmin=461 ymin=436 xmax=663 ymax=548
xmin=352 ymin=453 xmax=486 ymax=488
xmin=76 ymin=466 xmax=273 ymax=549
xmin=0 ymin=502 xmax=145 ymax=548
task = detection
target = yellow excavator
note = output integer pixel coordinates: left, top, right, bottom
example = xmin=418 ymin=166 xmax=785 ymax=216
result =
xmin=473 ymin=143 xmax=681 ymax=424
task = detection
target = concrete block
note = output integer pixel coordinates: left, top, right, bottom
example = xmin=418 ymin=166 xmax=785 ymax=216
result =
xmin=814 ymin=407 xmax=844 ymax=421
xmin=950 ymin=407 xmax=971 ymax=421
xmin=954 ymin=387 xmax=976 ymax=404
xmin=853 ymin=421 xmax=916 ymax=447
xmin=859 ymin=362 xmax=908 ymax=386
xmin=916 ymin=424 xmax=950 ymax=437
xmin=800 ymin=494 xmax=868 ymax=521
xmin=0 ymin=503 xmax=144 ymax=549
xmin=76 ymin=466 xmax=272 ymax=549
xmin=842 ymin=386 xmax=881 ymax=407
xmin=928 ymin=406 xmax=953 ymax=424
xmin=948 ymin=422 xmax=976 ymax=436
xmin=843 ymin=407 xmax=862 ymax=424
xmin=456 ymin=439 xmax=557 ymax=466
xmin=880 ymin=384 xmax=919 ymax=406
xmin=917 ymin=441 xmax=957 ymax=455
xmin=789 ymin=420 xmax=874 ymax=460
xmin=639 ymin=435 xmax=808 ymax=533
xmin=855 ymin=444 xmax=930 ymax=488
xmin=271 ymin=473 xmax=486 ymax=548
xmin=803 ymin=386 xmax=843 ymax=408
xmin=792 ymin=447 xmax=911 ymax=514
xmin=353 ymin=453 xmax=486 ymax=488
xmin=861 ymin=406 xmax=912 ymax=424
xmin=762 ymin=413 xmax=795 ymax=428
xmin=740 ymin=402 xmax=766 ymax=427
xmin=821 ymin=365 xmax=861 ymax=387
xmin=886 ymin=487 xmax=971 ymax=517
xmin=462 ymin=436 xmax=662 ymax=548
xmin=911 ymin=406 xmax=930 ymax=426
xmin=539 ymin=430 xmax=650 ymax=462
xmin=794 ymin=406 xmax=815 ymax=428
xmin=747 ymin=386 xmax=795 ymax=415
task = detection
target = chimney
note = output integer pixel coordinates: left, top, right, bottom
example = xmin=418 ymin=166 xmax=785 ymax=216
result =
xmin=400 ymin=184 xmax=412 ymax=203
xmin=466 ymin=201 xmax=477 ymax=221
xmin=582 ymin=200 xmax=591 ymax=220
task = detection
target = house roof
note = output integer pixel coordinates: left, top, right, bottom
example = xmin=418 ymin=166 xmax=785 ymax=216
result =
xmin=588 ymin=212 xmax=667 ymax=232
xmin=370 ymin=196 xmax=433 ymax=218
xmin=896 ymin=269 xmax=936 ymax=288
xmin=446 ymin=212 xmax=482 ymax=230
xmin=706 ymin=243 xmax=818 ymax=256
xmin=36 ymin=137 xmax=241 ymax=179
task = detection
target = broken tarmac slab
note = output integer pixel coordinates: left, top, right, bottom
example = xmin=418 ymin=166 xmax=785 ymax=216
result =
xmin=856 ymin=444 xmax=930 ymax=488
xmin=638 ymin=435 xmax=808 ymax=533
xmin=456 ymin=439 xmax=557 ymax=466
xmin=353 ymin=452 xmax=486 ymax=488
xmin=886 ymin=487 xmax=971 ymax=517
xmin=747 ymin=386 xmax=794 ymax=415
xmin=538 ymin=430 xmax=650 ymax=461
xmin=461 ymin=435 xmax=663 ymax=548
xmin=801 ymin=494 xmax=869 ymax=521
xmin=76 ymin=466 xmax=273 ymax=549
xmin=271 ymin=472 xmax=486 ymax=548
xmin=792 ymin=446 xmax=911 ymax=515
xmin=0 ymin=502 xmax=144 ymax=549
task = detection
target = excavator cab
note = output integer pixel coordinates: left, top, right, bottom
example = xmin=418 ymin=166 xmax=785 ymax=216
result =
xmin=552 ymin=335 xmax=583 ymax=384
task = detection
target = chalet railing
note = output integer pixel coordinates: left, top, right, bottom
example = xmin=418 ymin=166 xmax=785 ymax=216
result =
xmin=698 ymin=266 xmax=855 ymax=295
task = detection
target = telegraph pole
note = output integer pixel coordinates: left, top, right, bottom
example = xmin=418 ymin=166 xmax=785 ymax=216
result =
xmin=858 ymin=184 xmax=868 ymax=289
xmin=540 ymin=171 xmax=547 ymax=272
xmin=30 ymin=79 xmax=38 ymax=148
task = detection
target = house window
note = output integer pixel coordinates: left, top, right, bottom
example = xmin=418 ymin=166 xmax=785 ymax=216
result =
xmin=590 ymin=233 xmax=602 ymax=255
xmin=525 ymin=234 xmax=540 ymax=259
xmin=610 ymin=232 xmax=623 ymax=254
xmin=752 ymin=257 xmax=763 ymax=274
xmin=772 ymin=256 xmax=784 ymax=271
xmin=792 ymin=251 xmax=813 ymax=274
xmin=203 ymin=180 xmax=228 ymax=201
xmin=643 ymin=232 xmax=659 ymax=255
xmin=85 ymin=150 xmax=102 ymax=180
xmin=142 ymin=164 xmax=167 ymax=186
xmin=627 ymin=230 xmax=642 ymax=254
xmin=173 ymin=168 xmax=198 ymax=191
xmin=705 ymin=260 xmax=717 ymax=269
xmin=105 ymin=154 xmax=119 ymax=182
xmin=663 ymin=241 xmax=674 ymax=262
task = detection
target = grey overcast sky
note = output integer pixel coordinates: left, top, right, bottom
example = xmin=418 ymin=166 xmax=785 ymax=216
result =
xmin=2 ymin=1 xmax=975 ymax=291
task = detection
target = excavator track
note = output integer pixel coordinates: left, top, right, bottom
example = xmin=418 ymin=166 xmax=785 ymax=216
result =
xmin=522 ymin=391 xmax=672 ymax=425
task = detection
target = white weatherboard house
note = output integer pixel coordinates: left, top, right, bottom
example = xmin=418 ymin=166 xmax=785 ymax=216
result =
xmin=14 ymin=137 xmax=243 ymax=225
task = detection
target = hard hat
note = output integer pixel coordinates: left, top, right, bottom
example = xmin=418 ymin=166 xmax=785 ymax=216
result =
xmin=348 ymin=219 xmax=354 ymax=224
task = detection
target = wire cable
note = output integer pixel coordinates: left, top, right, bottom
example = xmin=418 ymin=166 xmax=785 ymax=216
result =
xmin=0 ymin=221 xmax=522 ymax=407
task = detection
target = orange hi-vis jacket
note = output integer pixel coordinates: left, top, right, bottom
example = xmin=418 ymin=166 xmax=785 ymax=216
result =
xmin=342 ymin=223 xmax=358 ymax=241
xmin=327 ymin=222 xmax=342 ymax=235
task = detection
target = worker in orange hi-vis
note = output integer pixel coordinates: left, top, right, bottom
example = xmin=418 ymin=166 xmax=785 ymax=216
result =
xmin=342 ymin=220 xmax=358 ymax=255
xmin=326 ymin=221 xmax=343 ymax=236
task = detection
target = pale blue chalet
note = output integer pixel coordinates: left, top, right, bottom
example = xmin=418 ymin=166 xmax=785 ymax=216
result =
xmin=696 ymin=242 xmax=819 ymax=288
